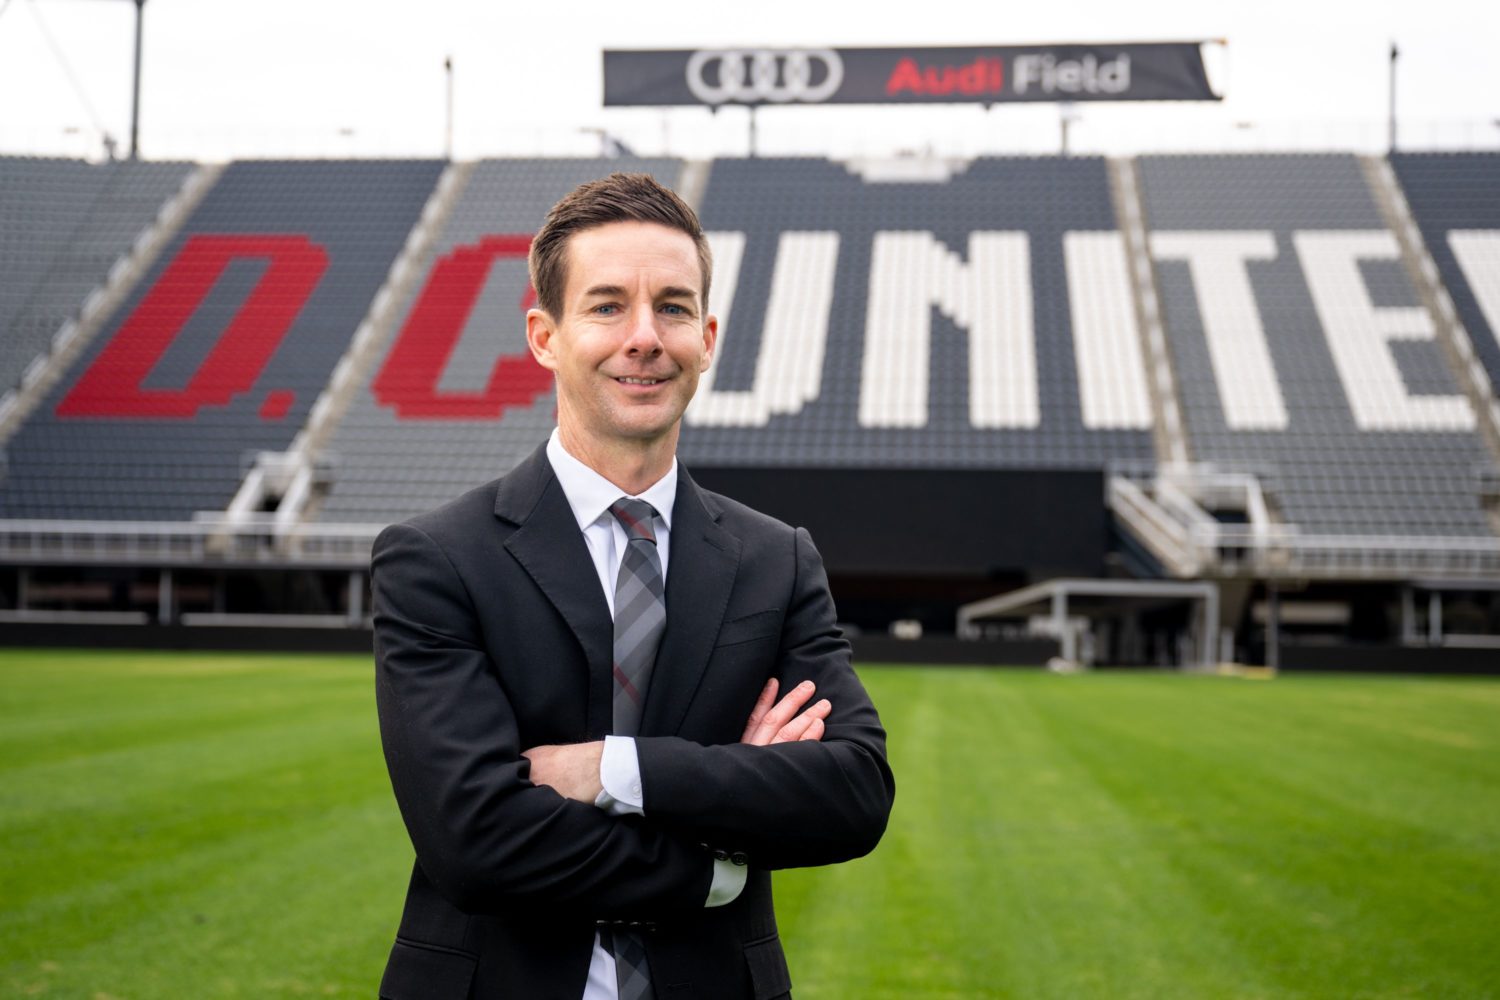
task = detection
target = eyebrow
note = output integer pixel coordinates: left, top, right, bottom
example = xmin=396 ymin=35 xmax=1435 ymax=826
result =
xmin=580 ymin=284 xmax=700 ymax=303
xmin=581 ymin=284 xmax=627 ymax=299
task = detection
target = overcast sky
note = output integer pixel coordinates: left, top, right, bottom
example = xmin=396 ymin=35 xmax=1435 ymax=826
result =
xmin=1 ymin=0 xmax=1497 ymax=161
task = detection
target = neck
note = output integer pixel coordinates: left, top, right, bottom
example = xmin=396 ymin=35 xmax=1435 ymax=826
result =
xmin=557 ymin=422 xmax=678 ymax=496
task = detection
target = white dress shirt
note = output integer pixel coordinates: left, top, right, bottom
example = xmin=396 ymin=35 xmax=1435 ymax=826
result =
xmin=544 ymin=430 xmax=747 ymax=1000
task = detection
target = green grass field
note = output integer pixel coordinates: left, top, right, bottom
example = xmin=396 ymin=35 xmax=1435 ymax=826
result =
xmin=2 ymin=650 xmax=1497 ymax=999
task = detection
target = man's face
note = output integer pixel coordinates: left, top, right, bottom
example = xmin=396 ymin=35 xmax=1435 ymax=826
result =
xmin=527 ymin=220 xmax=716 ymax=454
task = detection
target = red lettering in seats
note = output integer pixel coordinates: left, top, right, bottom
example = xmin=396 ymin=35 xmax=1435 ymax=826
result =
xmin=57 ymin=234 xmax=328 ymax=418
xmin=372 ymin=235 xmax=551 ymax=419
xmin=259 ymin=390 xmax=296 ymax=420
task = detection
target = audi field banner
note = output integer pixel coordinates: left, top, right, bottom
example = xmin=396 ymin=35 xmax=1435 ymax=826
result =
xmin=604 ymin=44 xmax=1218 ymax=107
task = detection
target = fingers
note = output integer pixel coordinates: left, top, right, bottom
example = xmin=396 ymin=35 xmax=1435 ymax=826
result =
xmin=741 ymin=679 xmax=818 ymax=746
xmin=771 ymin=698 xmax=831 ymax=745
xmin=739 ymin=677 xmax=779 ymax=743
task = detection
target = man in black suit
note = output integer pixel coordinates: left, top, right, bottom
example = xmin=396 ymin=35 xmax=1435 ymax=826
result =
xmin=372 ymin=173 xmax=894 ymax=999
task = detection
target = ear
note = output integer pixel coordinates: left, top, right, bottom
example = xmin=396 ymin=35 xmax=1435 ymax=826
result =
xmin=699 ymin=314 xmax=718 ymax=371
xmin=526 ymin=308 xmax=560 ymax=372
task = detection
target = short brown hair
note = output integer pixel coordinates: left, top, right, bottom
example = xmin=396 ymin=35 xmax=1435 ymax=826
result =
xmin=528 ymin=172 xmax=712 ymax=320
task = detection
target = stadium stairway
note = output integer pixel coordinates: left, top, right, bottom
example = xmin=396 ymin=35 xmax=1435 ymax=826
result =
xmin=1106 ymin=156 xmax=1190 ymax=467
xmin=1381 ymin=153 xmax=1500 ymax=461
xmin=1105 ymin=153 xmax=1500 ymax=582
xmin=0 ymin=159 xmax=446 ymax=522
xmin=0 ymin=160 xmax=216 ymax=442
xmin=1363 ymin=155 xmax=1500 ymax=460
xmin=310 ymin=157 xmax=687 ymax=526
xmin=225 ymin=160 xmax=477 ymax=540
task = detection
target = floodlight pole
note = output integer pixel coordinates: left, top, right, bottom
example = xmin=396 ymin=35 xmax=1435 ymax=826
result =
xmin=1387 ymin=42 xmax=1398 ymax=154
xmin=444 ymin=55 xmax=454 ymax=161
xmin=129 ymin=0 xmax=145 ymax=159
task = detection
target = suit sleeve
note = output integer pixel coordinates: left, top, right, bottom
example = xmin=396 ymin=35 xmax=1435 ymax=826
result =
xmin=633 ymin=527 xmax=895 ymax=871
xmin=372 ymin=521 xmax=713 ymax=916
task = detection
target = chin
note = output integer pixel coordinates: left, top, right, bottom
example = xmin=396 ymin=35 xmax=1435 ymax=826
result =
xmin=618 ymin=421 xmax=679 ymax=443
xmin=611 ymin=402 xmax=687 ymax=437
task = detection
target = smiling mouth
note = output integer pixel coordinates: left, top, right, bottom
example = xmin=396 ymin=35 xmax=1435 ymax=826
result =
xmin=615 ymin=376 xmax=667 ymax=386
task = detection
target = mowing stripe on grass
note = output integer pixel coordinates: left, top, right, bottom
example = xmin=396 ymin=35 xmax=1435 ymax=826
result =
xmin=776 ymin=669 xmax=1500 ymax=1000
xmin=3 ymin=653 xmax=1497 ymax=999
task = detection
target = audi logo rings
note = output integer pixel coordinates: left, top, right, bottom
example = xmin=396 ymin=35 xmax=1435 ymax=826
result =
xmin=685 ymin=49 xmax=844 ymax=105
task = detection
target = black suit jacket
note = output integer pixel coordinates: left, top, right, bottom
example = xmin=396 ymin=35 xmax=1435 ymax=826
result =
xmin=372 ymin=443 xmax=894 ymax=999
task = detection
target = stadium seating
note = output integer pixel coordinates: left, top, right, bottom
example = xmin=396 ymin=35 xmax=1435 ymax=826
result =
xmin=1389 ymin=153 xmax=1500 ymax=398
xmin=313 ymin=158 xmax=684 ymax=524
xmin=0 ymin=156 xmax=192 ymax=397
xmin=2 ymin=151 xmax=1495 ymax=547
xmin=0 ymin=159 xmax=443 ymax=520
xmin=677 ymin=156 xmax=1157 ymax=471
xmin=1137 ymin=154 xmax=1494 ymax=537
xmin=314 ymin=155 xmax=1157 ymax=524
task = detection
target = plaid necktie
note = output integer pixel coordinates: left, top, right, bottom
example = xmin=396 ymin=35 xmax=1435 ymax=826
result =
xmin=609 ymin=498 xmax=665 ymax=738
xmin=605 ymin=497 xmax=663 ymax=1000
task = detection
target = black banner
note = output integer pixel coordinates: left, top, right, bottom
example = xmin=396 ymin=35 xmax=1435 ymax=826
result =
xmin=604 ymin=44 xmax=1218 ymax=107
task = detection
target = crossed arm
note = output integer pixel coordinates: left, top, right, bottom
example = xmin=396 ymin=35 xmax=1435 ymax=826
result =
xmin=522 ymin=528 xmax=891 ymax=874
xmin=523 ymin=677 xmax=832 ymax=802
xmin=373 ymin=519 xmax=892 ymax=917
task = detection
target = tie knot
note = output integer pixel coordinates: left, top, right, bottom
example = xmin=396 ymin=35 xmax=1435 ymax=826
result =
xmin=609 ymin=498 xmax=658 ymax=545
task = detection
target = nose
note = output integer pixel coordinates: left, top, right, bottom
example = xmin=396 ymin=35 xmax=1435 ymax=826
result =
xmin=622 ymin=304 xmax=664 ymax=357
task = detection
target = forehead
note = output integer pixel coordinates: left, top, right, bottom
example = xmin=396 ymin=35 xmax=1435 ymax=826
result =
xmin=562 ymin=221 xmax=701 ymax=301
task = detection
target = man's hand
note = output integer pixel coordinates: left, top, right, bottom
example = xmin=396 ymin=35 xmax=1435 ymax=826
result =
xmin=740 ymin=678 xmax=831 ymax=746
xmin=523 ymin=741 xmax=604 ymax=803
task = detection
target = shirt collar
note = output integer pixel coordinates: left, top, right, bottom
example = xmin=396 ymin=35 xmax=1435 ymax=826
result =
xmin=546 ymin=428 xmax=677 ymax=532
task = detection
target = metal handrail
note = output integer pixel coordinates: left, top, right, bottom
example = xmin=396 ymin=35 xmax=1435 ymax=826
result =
xmin=0 ymin=518 xmax=386 ymax=567
xmin=1108 ymin=471 xmax=1500 ymax=580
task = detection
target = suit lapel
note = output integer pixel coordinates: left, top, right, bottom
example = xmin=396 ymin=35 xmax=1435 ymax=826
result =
xmin=642 ymin=469 xmax=741 ymax=736
xmin=497 ymin=445 xmax=615 ymax=738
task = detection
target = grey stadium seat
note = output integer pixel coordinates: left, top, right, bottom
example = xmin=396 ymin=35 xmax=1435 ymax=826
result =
xmin=313 ymin=157 xmax=684 ymax=524
xmin=0 ymin=156 xmax=193 ymax=396
xmin=1137 ymin=153 xmax=1494 ymax=538
xmin=0 ymin=159 xmax=443 ymax=521
xmin=1389 ymin=152 xmax=1500 ymax=397
xmin=676 ymin=156 xmax=1156 ymax=473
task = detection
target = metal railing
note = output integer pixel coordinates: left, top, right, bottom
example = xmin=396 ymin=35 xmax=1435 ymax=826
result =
xmin=6 ymin=469 xmax=1498 ymax=583
xmin=1108 ymin=466 xmax=1500 ymax=581
xmin=1205 ymin=525 xmax=1500 ymax=579
xmin=0 ymin=517 xmax=383 ymax=568
xmin=1107 ymin=475 xmax=1203 ymax=577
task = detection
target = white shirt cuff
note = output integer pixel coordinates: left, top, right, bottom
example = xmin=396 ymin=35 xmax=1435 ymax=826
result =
xmin=593 ymin=735 xmax=645 ymax=816
xmin=706 ymin=857 xmax=748 ymax=908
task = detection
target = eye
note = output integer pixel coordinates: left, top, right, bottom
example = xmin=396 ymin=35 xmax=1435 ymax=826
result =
xmin=593 ymin=303 xmax=620 ymax=315
xmin=661 ymin=303 xmax=689 ymax=315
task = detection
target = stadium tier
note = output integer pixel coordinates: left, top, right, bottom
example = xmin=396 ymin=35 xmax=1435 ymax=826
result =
xmin=315 ymin=155 xmax=1157 ymax=526
xmin=0 ymin=159 xmax=444 ymax=520
xmin=2 ymin=151 xmax=1499 ymax=656
xmin=314 ymin=157 xmax=684 ymax=524
xmin=1137 ymin=153 xmax=1496 ymax=538
xmin=0 ymin=156 xmax=193 ymax=399
xmin=0 ymin=152 xmax=1495 ymax=550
